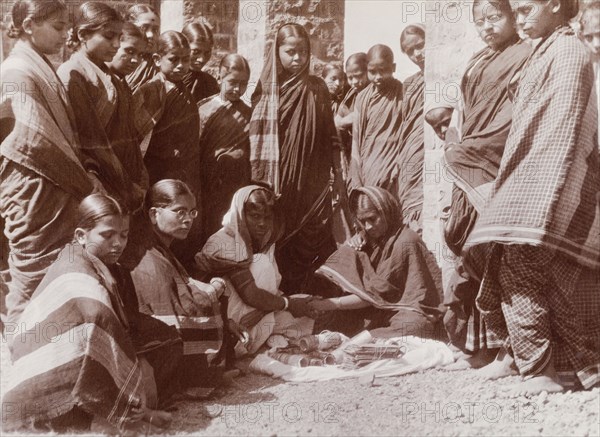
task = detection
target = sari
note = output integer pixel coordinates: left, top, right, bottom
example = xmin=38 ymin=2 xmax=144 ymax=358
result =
xmin=57 ymin=52 xmax=142 ymax=211
xmin=2 ymin=245 xmax=150 ymax=431
xmin=126 ymin=53 xmax=158 ymax=93
xmin=349 ymin=79 xmax=403 ymax=196
xmin=196 ymin=185 xmax=314 ymax=355
xmin=249 ymin=24 xmax=336 ymax=293
xmin=106 ymin=68 xmax=149 ymax=200
xmin=465 ymin=27 xmax=600 ymax=388
xmin=135 ymin=73 xmax=202 ymax=267
xmin=197 ymin=95 xmax=251 ymax=244
xmin=0 ymin=41 xmax=92 ymax=324
xmin=183 ymin=70 xmax=219 ymax=104
xmin=441 ymin=36 xmax=531 ymax=352
xmin=396 ymin=71 xmax=425 ymax=230
xmin=126 ymin=227 xmax=225 ymax=388
xmin=315 ymin=187 xmax=444 ymax=339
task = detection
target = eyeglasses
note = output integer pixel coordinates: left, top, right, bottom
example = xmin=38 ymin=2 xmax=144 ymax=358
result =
xmin=158 ymin=207 xmax=198 ymax=220
xmin=475 ymin=13 xmax=503 ymax=27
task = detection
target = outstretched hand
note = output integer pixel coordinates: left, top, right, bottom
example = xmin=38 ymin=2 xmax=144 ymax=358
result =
xmin=287 ymin=295 xmax=322 ymax=319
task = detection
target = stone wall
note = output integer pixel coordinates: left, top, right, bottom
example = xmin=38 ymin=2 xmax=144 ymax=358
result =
xmin=422 ymin=1 xmax=483 ymax=264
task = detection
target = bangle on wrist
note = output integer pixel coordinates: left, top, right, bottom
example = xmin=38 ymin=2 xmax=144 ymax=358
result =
xmin=281 ymin=296 xmax=289 ymax=311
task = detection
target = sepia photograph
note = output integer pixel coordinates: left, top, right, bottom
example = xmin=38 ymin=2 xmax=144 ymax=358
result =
xmin=0 ymin=0 xmax=598 ymax=435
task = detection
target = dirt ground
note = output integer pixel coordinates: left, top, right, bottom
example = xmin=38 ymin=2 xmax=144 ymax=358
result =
xmin=1 ymin=340 xmax=599 ymax=436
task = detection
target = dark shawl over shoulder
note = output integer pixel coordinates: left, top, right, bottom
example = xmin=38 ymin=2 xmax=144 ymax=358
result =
xmin=183 ymin=70 xmax=220 ymax=104
xmin=316 ymin=187 xmax=443 ymax=317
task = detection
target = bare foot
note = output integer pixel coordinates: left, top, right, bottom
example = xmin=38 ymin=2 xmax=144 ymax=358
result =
xmin=503 ymin=362 xmax=565 ymax=397
xmin=477 ymin=349 xmax=518 ymax=380
xmin=444 ymin=348 xmax=497 ymax=371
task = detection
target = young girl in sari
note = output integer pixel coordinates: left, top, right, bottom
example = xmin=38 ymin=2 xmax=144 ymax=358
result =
xmin=182 ymin=21 xmax=220 ymax=104
xmin=105 ymin=22 xmax=149 ymax=204
xmin=197 ymin=185 xmax=316 ymax=356
xmin=135 ymin=31 xmax=202 ymax=269
xmin=250 ymin=23 xmax=338 ymax=294
xmin=464 ymin=0 xmax=599 ymax=395
xmin=126 ymin=180 xmax=227 ymax=388
xmin=1 ymin=0 xmax=93 ymax=326
xmin=396 ymin=24 xmax=426 ymax=232
xmin=322 ymin=63 xmax=348 ymax=113
xmin=58 ymin=2 xmax=143 ymax=212
xmin=2 ymin=194 xmax=175 ymax=433
xmin=198 ymin=54 xmax=252 ymax=244
xmin=125 ymin=3 xmax=160 ymax=92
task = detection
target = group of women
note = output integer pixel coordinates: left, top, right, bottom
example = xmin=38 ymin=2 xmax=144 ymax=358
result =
xmin=0 ymin=0 xmax=598 ymax=432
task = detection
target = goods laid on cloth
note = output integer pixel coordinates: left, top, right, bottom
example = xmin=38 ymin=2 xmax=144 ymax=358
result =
xmin=250 ymin=333 xmax=453 ymax=382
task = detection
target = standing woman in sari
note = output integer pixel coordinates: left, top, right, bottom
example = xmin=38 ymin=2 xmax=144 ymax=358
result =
xmin=0 ymin=0 xmax=93 ymax=326
xmin=464 ymin=0 xmax=599 ymax=395
xmin=125 ymin=3 xmax=160 ymax=93
xmin=250 ymin=23 xmax=337 ymax=294
xmin=198 ymin=54 xmax=252 ymax=243
xmin=441 ymin=0 xmax=531 ymax=369
xmin=396 ymin=24 xmax=426 ymax=232
xmin=58 ymin=2 xmax=143 ymax=212
xmin=182 ymin=21 xmax=220 ymax=104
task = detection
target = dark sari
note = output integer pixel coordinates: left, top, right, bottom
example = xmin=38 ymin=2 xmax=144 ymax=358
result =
xmin=126 ymin=54 xmax=158 ymax=93
xmin=198 ymin=95 xmax=251 ymax=244
xmin=135 ymin=73 xmax=202 ymax=267
xmin=441 ymin=36 xmax=531 ymax=352
xmin=249 ymin=24 xmax=337 ymax=293
xmin=315 ymin=187 xmax=444 ymax=339
xmin=349 ymin=79 xmax=404 ymax=196
xmin=183 ymin=70 xmax=220 ymax=104
xmin=396 ymin=71 xmax=424 ymax=231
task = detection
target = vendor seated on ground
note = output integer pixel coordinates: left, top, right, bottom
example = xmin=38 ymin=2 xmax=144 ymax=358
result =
xmin=2 ymin=194 xmax=177 ymax=434
xmin=309 ymin=187 xmax=446 ymax=340
xmin=196 ymin=185 xmax=317 ymax=356
xmin=122 ymin=179 xmax=226 ymax=389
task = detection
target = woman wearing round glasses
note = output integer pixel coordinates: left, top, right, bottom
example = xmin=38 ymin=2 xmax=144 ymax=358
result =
xmin=123 ymin=179 xmax=229 ymax=390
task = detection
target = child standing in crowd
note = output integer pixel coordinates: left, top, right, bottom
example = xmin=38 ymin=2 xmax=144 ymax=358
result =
xmin=1 ymin=0 xmax=93 ymax=326
xmin=135 ymin=31 xmax=201 ymax=269
xmin=106 ymin=22 xmax=149 ymax=205
xmin=197 ymin=54 xmax=252 ymax=244
xmin=125 ymin=3 xmax=160 ymax=92
xmin=322 ymin=63 xmax=348 ymax=113
xmin=58 ymin=2 xmax=143 ymax=212
xmin=395 ymin=24 xmax=426 ymax=231
xmin=464 ymin=0 xmax=599 ymax=395
xmin=182 ymin=21 xmax=220 ymax=103
xmin=2 ymin=194 xmax=176 ymax=433
xmin=349 ymin=45 xmax=403 ymax=197
xmin=250 ymin=23 xmax=338 ymax=294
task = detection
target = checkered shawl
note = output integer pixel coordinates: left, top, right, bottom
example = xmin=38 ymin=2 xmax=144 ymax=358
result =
xmin=464 ymin=27 xmax=600 ymax=269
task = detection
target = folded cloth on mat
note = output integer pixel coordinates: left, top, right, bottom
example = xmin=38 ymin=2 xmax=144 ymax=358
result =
xmin=249 ymin=336 xmax=453 ymax=382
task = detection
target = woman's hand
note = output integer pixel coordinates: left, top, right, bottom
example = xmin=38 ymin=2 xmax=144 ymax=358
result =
xmin=287 ymin=295 xmax=321 ymax=319
xmin=346 ymin=232 xmax=366 ymax=251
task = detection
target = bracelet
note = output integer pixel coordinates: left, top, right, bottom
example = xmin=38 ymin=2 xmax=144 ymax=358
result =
xmin=282 ymin=296 xmax=289 ymax=311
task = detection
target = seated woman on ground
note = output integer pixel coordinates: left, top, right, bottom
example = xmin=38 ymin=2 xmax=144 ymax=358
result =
xmin=196 ymin=185 xmax=318 ymax=356
xmin=308 ymin=186 xmax=446 ymax=340
xmin=2 ymin=194 xmax=177 ymax=434
xmin=122 ymin=179 xmax=228 ymax=389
